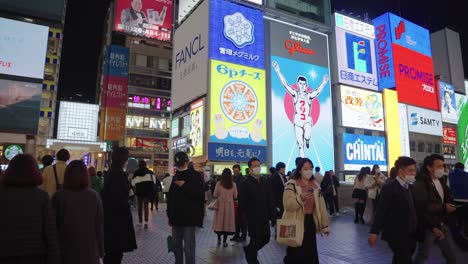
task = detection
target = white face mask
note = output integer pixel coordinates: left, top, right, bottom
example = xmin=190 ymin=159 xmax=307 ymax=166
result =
xmin=434 ymin=168 xmax=445 ymax=179
xmin=302 ymin=170 xmax=313 ymax=180
xmin=251 ymin=167 xmax=261 ymax=176
xmin=404 ymin=175 xmax=416 ymax=184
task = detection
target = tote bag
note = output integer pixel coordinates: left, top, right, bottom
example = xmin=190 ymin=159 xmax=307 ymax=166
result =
xmin=276 ymin=183 xmax=304 ymax=247
xmin=207 ymin=199 xmax=218 ymax=210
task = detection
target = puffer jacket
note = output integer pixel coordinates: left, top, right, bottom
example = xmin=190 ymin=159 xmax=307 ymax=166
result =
xmin=282 ymin=179 xmax=330 ymax=235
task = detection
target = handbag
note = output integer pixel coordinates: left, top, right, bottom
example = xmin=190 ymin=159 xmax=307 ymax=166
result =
xmin=207 ymin=199 xmax=218 ymax=210
xmin=276 ymin=183 xmax=304 ymax=247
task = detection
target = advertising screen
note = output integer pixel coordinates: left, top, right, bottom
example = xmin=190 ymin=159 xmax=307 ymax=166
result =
xmin=439 ymin=81 xmax=458 ymax=124
xmin=334 ymin=19 xmax=378 ymax=90
xmin=190 ymin=99 xmax=204 ymax=157
xmin=383 ymin=90 xmax=401 ymax=169
xmin=102 ymin=108 xmax=126 ymax=141
xmin=128 ymin=95 xmax=171 ymax=111
xmin=343 ymin=133 xmax=387 ymax=171
xmin=210 ymin=59 xmax=266 ymax=146
xmin=208 ymin=142 xmax=267 ymax=162
xmin=442 ymin=127 xmax=457 ymax=145
xmin=114 ymin=0 xmax=172 ymax=41
xmin=0 ymin=18 xmax=48 ymax=80
xmin=407 ymin=105 xmax=443 ymax=136
xmin=457 ymin=95 xmax=468 ymax=168
xmin=172 ymin=0 xmax=209 ymax=110
xmin=340 ymin=85 xmax=384 ymax=131
xmin=209 ymin=0 xmax=264 ymax=69
xmin=171 ymin=118 xmax=179 ymax=138
xmin=393 ymin=44 xmax=437 ymax=110
xmin=335 ymin=13 xmax=375 ymax=39
xmin=57 ymin=102 xmax=99 ymax=141
xmin=269 ymin=20 xmax=334 ymax=171
xmin=0 ymin=79 xmax=41 ymax=134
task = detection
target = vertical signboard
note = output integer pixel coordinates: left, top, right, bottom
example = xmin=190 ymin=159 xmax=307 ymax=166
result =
xmin=210 ymin=60 xmax=266 ymax=146
xmin=442 ymin=127 xmax=457 ymax=145
xmin=101 ymin=45 xmax=129 ymax=141
xmin=114 ymin=0 xmax=172 ymax=41
xmin=172 ymin=0 xmax=209 ymax=110
xmin=269 ymin=20 xmax=333 ymax=170
xmin=457 ymin=94 xmax=468 ymax=168
xmin=398 ymin=103 xmax=411 ymax=157
xmin=343 ymin=133 xmax=387 ymax=170
xmin=340 ymin=85 xmax=384 ymax=131
xmin=334 ymin=14 xmax=378 ymax=90
xmin=383 ymin=89 xmax=401 ymax=168
xmin=209 ymin=0 xmax=264 ymax=69
xmin=190 ymin=99 xmax=204 ymax=157
xmin=439 ymin=81 xmax=458 ymax=124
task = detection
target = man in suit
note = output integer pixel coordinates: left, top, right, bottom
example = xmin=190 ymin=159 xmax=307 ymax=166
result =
xmin=368 ymin=156 xmax=418 ymax=264
xmin=271 ymin=162 xmax=288 ymax=220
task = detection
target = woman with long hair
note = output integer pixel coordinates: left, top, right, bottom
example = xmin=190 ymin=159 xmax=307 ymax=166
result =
xmin=282 ymin=158 xmax=329 ymax=264
xmin=0 ymin=154 xmax=60 ymax=264
xmin=212 ymin=168 xmax=238 ymax=247
xmin=365 ymin=165 xmax=387 ymax=223
xmin=52 ymin=160 xmax=104 ymax=264
xmin=352 ymin=167 xmax=369 ymax=224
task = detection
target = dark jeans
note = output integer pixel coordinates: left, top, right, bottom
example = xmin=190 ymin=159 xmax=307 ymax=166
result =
xmin=455 ymin=201 xmax=468 ymax=237
xmin=284 ymin=214 xmax=319 ymax=264
xmin=172 ymin=226 xmax=196 ymax=264
xmin=387 ymin=237 xmax=416 ymax=264
xmin=235 ymin=209 xmax=248 ymax=239
xmin=103 ymin=252 xmax=123 ymax=264
xmin=244 ymin=227 xmax=270 ymax=264
xmin=137 ymin=196 xmax=149 ymax=223
xmin=325 ymin=194 xmax=336 ymax=215
xmin=150 ymin=193 xmax=159 ymax=210
xmin=415 ymin=225 xmax=456 ymax=264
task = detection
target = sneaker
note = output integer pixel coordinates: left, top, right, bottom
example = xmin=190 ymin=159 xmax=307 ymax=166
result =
xmin=223 ymin=242 xmax=228 ymax=248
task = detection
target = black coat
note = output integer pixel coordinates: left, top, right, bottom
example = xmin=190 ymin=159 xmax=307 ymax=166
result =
xmin=101 ymin=166 xmax=137 ymax=253
xmin=132 ymin=167 xmax=155 ymax=198
xmin=320 ymin=175 xmax=340 ymax=196
xmin=239 ymin=175 xmax=275 ymax=237
xmin=271 ymin=173 xmax=286 ymax=209
xmin=167 ymin=169 xmax=205 ymax=227
xmin=413 ymin=175 xmax=454 ymax=231
xmin=370 ymin=180 xmax=418 ymax=242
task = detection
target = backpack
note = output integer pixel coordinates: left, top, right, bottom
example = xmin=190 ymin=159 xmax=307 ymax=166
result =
xmin=52 ymin=164 xmax=63 ymax=190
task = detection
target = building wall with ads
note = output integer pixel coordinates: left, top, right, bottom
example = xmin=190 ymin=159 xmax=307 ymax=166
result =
xmin=267 ymin=18 xmax=334 ymax=173
xmin=172 ymin=0 xmax=209 ymax=111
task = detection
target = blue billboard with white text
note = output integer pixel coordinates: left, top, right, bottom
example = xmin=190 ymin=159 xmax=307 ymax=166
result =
xmin=209 ymin=0 xmax=264 ymax=69
xmin=343 ymin=133 xmax=387 ymax=171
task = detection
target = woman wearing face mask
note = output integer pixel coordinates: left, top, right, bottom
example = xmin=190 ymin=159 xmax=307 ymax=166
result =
xmin=365 ymin=165 xmax=387 ymax=223
xmin=282 ymin=158 xmax=329 ymax=264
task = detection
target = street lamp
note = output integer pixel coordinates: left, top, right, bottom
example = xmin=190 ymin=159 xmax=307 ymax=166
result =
xmin=98 ymin=153 xmax=103 ymax=172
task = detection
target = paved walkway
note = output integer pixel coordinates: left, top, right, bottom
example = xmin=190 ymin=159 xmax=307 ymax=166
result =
xmin=123 ymin=203 xmax=467 ymax=264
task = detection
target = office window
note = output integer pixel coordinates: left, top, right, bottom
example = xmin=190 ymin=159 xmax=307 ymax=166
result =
xmin=434 ymin=144 xmax=441 ymax=154
xmin=426 ymin=143 xmax=432 ymax=153
xmin=418 ymin=142 xmax=425 ymax=152
xmin=159 ymin=58 xmax=170 ymax=72
xmin=135 ymin=54 xmax=147 ymax=67
xmin=410 ymin=140 xmax=416 ymax=151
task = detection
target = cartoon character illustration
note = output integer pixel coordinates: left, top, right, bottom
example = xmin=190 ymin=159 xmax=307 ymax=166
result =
xmin=250 ymin=118 xmax=263 ymax=143
xmin=364 ymin=94 xmax=383 ymax=127
xmin=272 ymin=60 xmax=329 ymax=157
xmin=214 ymin=114 xmax=228 ymax=140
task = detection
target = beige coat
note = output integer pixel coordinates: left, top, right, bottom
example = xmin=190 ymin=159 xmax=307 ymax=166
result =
xmin=282 ymin=179 xmax=330 ymax=235
xmin=40 ymin=161 xmax=67 ymax=198
xmin=212 ymin=182 xmax=238 ymax=233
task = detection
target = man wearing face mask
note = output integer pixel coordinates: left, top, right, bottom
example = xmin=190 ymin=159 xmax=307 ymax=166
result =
xmin=239 ymin=157 xmax=275 ymax=264
xmin=368 ymin=156 xmax=418 ymax=264
xmin=413 ymin=154 xmax=457 ymax=264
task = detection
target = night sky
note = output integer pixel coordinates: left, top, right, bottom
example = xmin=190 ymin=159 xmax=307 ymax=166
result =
xmin=58 ymin=0 xmax=468 ymax=102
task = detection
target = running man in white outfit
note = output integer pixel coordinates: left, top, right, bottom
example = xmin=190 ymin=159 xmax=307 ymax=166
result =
xmin=272 ymin=61 xmax=329 ymax=157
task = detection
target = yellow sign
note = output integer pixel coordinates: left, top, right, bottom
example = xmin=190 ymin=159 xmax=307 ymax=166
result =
xmin=210 ymin=60 xmax=266 ymax=146
xmin=383 ymin=89 xmax=401 ymax=169
xmin=190 ymin=99 xmax=204 ymax=157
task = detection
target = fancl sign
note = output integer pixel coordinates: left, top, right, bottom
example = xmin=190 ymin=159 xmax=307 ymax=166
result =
xmin=343 ymin=133 xmax=387 ymax=170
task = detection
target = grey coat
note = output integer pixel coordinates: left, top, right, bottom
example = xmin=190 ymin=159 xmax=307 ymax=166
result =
xmin=52 ymin=189 xmax=104 ymax=264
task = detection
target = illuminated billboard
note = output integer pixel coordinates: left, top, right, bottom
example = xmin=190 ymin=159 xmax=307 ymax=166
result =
xmin=0 ymin=79 xmax=41 ymax=134
xmin=457 ymin=95 xmax=468 ymax=168
xmin=171 ymin=118 xmax=179 ymax=138
xmin=210 ymin=59 xmax=266 ymax=146
xmin=126 ymin=115 xmax=169 ymax=130
xmin=0 ymin=18 xmax=48 ymax=80
xmin=57 ymin=102 xmax=99 ymax=141
xmin=340 ymin=85 xmax=384 ymax=131
xmin=0 ymin=0 xmax=65 ymax=22
xmin=373 ymin=12 xmax=432 ymax=90
xmin=393 ymin=44 xmax=437 ymax=110
xmin=343 ymin=133 xmax=387 ymax=171
xmin=128 ymin=95 xmax=171 ymax=111
xmin=442 ymin=127 xmax=457 ymax=145
xmin=209 ymin=0 xmax=264 ymax=69
xmin=114 ymin=0 xmax=172 ymax=41
xmin=407 ymin=105 xmax=443 ymax=136
xmin=383 ymin=90 xmax=401 ymax=169
xmin=398 ymin=103 xmax=411 ymax=156
xmin=172 ymin=0 xmax=209 ymax=110
xmin=439 ymin=81 xmax=458 ymax=124
xmin=334 ymin=14 xmax=378 ymax=90
xmin=190 ymin=99 xmax=204 ymax=157
xmin=269 ymin=20 xmax=334 ymax=171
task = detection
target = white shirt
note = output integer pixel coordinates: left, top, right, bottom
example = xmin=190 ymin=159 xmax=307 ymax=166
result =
xmin=432 ymin=178 xmax=444 ymax=203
